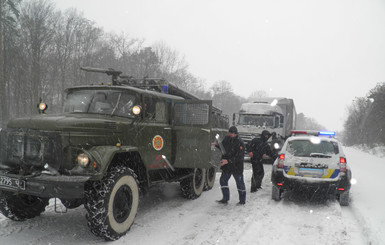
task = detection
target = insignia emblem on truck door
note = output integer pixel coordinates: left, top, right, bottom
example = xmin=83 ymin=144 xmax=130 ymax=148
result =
xmin=152 ymin=135 xmax=164 ymax=151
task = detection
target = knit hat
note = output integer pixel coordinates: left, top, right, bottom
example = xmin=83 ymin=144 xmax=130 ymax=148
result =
xmin=261 ymin=130 xmax=271 ymax=137
xmin=229 ymin=126 xmax=238 ymax=134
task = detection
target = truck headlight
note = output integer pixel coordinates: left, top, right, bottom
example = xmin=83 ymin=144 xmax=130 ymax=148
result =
xmin=132 ymin=105 xmax=142 ymax=115
xmin=77 ymin=153 xmax=90 ymax=167
xmin=38 ymin=102 xmax=48 ymax=114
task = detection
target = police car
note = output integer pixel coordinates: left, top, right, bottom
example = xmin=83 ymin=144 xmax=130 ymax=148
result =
xmin=271 ymin=130 xmax=352 ymax=206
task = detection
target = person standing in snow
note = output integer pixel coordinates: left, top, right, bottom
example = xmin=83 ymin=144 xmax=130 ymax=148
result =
xmin=247 ymin=130 xmax=276 ymax=192
xmin=216 ymin=126 xmax=246 ymax=205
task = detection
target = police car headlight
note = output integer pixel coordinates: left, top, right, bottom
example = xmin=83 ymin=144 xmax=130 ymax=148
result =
xmin=77 ymin=153 xmax=90 ymax=167
xmin=273 ymin=143 xmax=280 ymax=149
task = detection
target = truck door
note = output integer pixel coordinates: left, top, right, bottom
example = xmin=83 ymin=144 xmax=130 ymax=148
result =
xmin=172 ymin=100 xmax=212 ymax=169
xmin=138 ymin=96 xmax=173 ymax=171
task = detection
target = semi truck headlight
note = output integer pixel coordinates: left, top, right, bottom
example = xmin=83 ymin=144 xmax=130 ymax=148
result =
xmin=77 ymin=153 xmax=90 ymax=167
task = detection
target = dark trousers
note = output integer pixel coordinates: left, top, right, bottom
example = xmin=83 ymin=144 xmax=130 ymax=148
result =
xmin=251 ymin=161 xmax=264 ymax=192
xmin=219 ymin=171 xmax=246 ymax=203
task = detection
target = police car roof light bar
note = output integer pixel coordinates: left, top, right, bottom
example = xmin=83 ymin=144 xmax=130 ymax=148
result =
xmin=291 ymin=130 xmax=308 ymax=135
xmin=318 ymin=131 xmax=336 ymax=137
xmin=291 ymin=130 xmax=325 ymax=136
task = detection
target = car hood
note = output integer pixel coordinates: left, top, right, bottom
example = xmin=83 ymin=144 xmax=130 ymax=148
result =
xmin=7 ymin=114 xmax=127 ymax=132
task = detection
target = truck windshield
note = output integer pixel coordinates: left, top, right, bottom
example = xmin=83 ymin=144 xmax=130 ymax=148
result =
xmin=63 ymin=89 xmax=137 ymax=117
xmin=238 ymin=114 xmax=274 ymax=127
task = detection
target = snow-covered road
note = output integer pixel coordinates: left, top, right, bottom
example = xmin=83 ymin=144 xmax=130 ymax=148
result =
xmin=0 ymin=147 xmax=383 ymax=245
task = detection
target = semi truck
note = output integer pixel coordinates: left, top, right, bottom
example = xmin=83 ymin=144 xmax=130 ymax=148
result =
xmin=233 ymin=97 xmax=297 ymax=160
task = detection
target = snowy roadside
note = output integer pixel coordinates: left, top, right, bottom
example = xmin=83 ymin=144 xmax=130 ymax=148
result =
xmin=343 ymin=147 xmax=385 ymax=245
xmin=352 ymin=144 xmax=385 ymax=158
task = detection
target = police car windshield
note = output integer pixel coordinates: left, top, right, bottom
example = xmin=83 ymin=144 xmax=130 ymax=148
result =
xmin=287 ymin=139 xmax=339 ymax=157
xmin=238 ymin=114 xmax=274 ymax=127
xmin=63 ymin=90 xmax=136 ymax=117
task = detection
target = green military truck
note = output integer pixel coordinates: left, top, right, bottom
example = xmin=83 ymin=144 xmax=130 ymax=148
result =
xmin=0 ymin=67 xmax=228 ymax=240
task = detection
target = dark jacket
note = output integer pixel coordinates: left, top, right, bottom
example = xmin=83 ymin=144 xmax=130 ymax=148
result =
xmin=220 ymin=135 xmax=245 ymax=175
xmin=247 ymin=136 xmax=276 ymax=163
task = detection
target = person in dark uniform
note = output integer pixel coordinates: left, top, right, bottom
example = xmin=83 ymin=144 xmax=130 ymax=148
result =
xmin=216 ymin=126 xmax=246 ymax=205
xmin=247 ymin=130 xmax=276 ymax=192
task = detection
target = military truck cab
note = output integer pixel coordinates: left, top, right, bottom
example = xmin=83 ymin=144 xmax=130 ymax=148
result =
xmin=0 ymin=67 xmax=228 ymax=241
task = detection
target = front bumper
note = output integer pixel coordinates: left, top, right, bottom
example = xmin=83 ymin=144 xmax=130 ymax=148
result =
xmin=0 ymin=172 xmax=90 ymax=199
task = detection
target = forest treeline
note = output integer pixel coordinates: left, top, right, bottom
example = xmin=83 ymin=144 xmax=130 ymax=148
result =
xmin=343 ymin=82 xmax=385 ymax=146
xmin=1 ymin=0 xmax=327 ymax=132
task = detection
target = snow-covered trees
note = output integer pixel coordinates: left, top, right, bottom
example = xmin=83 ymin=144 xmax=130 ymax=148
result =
xmin=343 ymin=82 xmax=385 ymax=146
xmin=0 ymin=0 xmax=205 ymax=126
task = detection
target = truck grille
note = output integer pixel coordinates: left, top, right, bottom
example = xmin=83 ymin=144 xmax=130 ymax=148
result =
xmin=104 ymin=121 xmax=117 ymax=129
xmin=0 ymin=129 xmax=63 ymax=174
xmin=238 ymin=133 xmax=255 ymax=144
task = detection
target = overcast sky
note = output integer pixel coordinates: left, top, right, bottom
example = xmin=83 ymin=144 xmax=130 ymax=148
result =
xmin=52 ymin=0 xmax=385 ymax=131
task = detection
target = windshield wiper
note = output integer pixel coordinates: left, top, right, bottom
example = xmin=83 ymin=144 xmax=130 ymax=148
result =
xmin=309 ymin=153 xmax=331 ymax=158
xmin=110 ymin=93 xmax=122 ymax=116
xmin=86 ymin=93 xmax=96 ymax=113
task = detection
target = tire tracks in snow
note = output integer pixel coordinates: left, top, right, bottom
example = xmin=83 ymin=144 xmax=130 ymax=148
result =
xmin=341 ymin=195 xmax=382 ymax=245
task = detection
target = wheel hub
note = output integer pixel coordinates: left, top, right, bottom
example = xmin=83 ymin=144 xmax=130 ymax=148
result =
xmin=113 ymin=185 xmax=133 ymax=223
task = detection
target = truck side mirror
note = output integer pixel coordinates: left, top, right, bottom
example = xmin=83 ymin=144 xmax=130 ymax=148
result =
xmin=274 ymin=116 xmax=280 ymax=128
xmin=232 ymin=113 xmax=236 ymax=125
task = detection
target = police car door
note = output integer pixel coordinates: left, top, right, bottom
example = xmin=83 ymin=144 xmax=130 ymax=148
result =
xmin=173 ymin=100 xmax=212 ymax=169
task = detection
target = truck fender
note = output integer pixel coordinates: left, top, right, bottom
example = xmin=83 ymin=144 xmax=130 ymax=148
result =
xmin=87 ymin=145 xmax=142 ymax=178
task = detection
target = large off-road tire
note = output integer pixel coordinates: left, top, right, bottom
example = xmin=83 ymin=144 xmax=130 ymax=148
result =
xmin=60 ymin=198 xmax=83 ymax=209
xmin=203 ymin=167 xmax=216 ymax=191
xmin=339 ymin=191 xmax=350 ymax=206
xmin=180 ymin=168 xmax=206 ymax=199
xmin=0 ymin=191 xmax=49 ymax=221
xmin=84 ymin=166 xmax=139 ymax=241
xmin=272 ymin=185 xmax=282 ymax=201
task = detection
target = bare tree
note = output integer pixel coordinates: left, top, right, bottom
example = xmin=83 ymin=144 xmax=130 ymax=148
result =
xmin=247 ymin=90 xmax=268 ymax=102
xmin=343 ymin=97 xmax=370 ymax=145
xmin=50 ymin=8 xmax=105 ymax=108
xmin=19 ymin=0 xmax=57 ymax=114
xmin=210 ymin=80 xmax=246 ymax=119
xmin=342 ymin=82 xmax=385 ymax=146
xmin=152 ymin=41 xmax=187 ymax=75
xmin=210 ymin=80 xmax=233 ymax=95
xmin=0 ymin=0 xmax=20 ymax=126
xmin=296 ymin=113 xmax=326 ymax=131
xmin=108 ymin=32 xmax=143 ymax=59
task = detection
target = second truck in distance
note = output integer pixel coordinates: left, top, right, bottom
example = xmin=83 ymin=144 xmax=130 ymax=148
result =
xmin=233 ymin=97 xmax=297 ymax=161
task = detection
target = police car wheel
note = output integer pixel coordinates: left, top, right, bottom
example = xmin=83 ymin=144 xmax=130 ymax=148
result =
xmin=180 ymin=168 xmax=206 ymax=199
xmin=0 ymin=191 xmax=49 ymax=221
xmin=203 ymin=167 xmax=216 ymax=191
xmin=272 ymin=186 xmax=282 ymax=201
xmin=339 ymin=191 xmax=350 ymax=206
xmin=84 ymin=166 xmax=139 ymax=241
